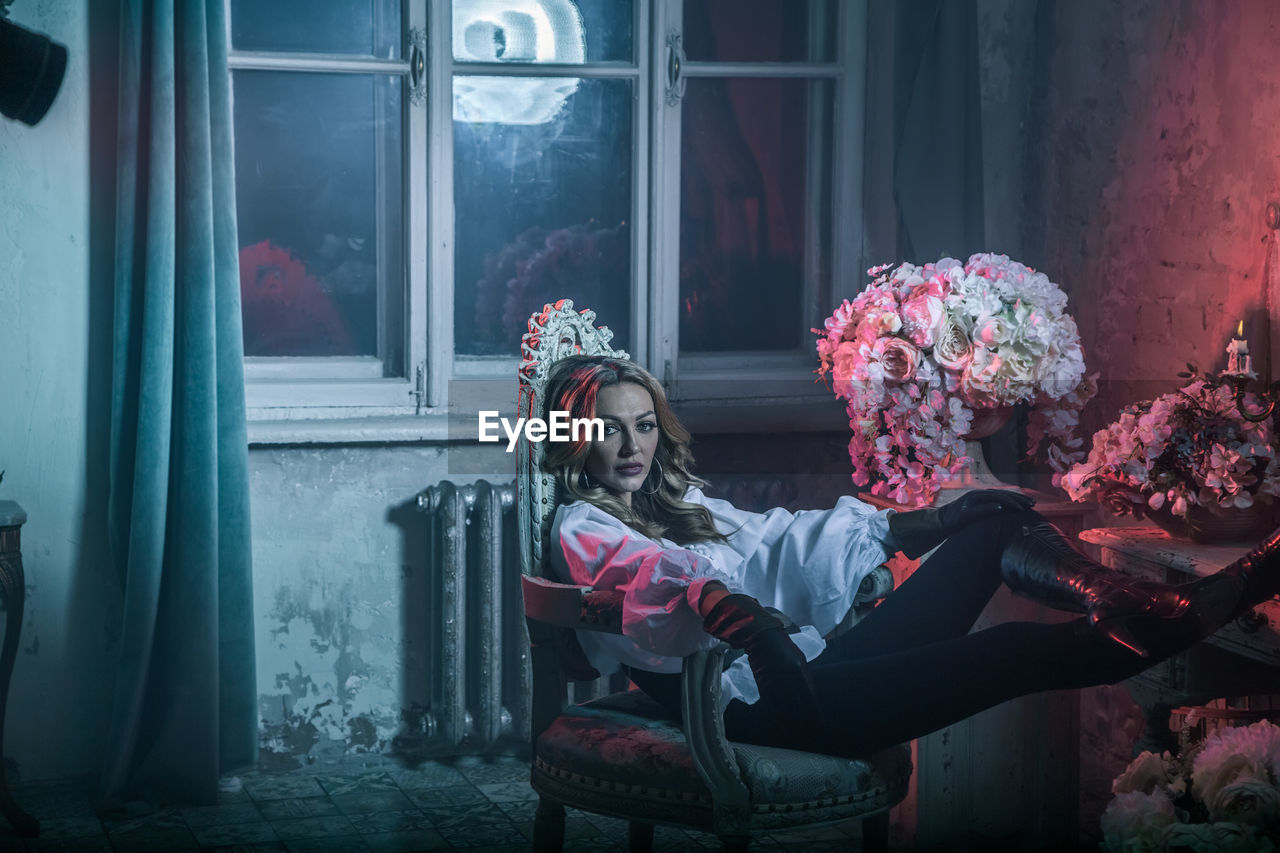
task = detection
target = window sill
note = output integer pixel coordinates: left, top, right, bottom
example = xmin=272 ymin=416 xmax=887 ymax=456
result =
xmin=247 ymin=414 xmax=471 ymax=446
xmin=247 ymin=399 xmax=848 ymax=447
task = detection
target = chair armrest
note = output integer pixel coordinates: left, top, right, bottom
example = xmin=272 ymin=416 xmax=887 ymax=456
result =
xmin=521 ymin=575 xmax=624 ymax=634
xmin=852 ymin=564 xmax=895 ymax=607
xmin=681 ymin=644 xmax=750 ymax=828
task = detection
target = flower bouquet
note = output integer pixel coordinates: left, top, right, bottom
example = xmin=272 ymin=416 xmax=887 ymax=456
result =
xmin=1101 ymin=720 xmax=1280 ymax=852
xmin=1062 ymin=368 xmax=1280 ymax=538
xmin=815 ymin=253 xmax=1096 ymax=506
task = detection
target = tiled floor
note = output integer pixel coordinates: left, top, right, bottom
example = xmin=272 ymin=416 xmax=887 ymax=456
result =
xmin=0 ymin=753 xmax=874 ymax=852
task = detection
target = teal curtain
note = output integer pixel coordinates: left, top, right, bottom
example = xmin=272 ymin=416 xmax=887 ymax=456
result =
xmin=104 ymin=0 xmax=257 ymax=808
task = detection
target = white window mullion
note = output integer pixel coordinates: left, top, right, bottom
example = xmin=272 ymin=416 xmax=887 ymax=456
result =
xmin=802 ymin=76 xmax=829 ymax=349
xmin=426 ymin=0 xmax=455 ymax=409
xmin=629 ymin=0 xmax=651 ymax=367
xmin=406 ymin=1 xmax=430 ymax=410
xmin=833 ymin=0 xmax=867 ymax=303
xmin=648 ymin=0 xmax=684 ymax=396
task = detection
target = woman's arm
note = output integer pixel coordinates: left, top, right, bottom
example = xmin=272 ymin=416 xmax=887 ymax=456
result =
xmin=553 ymin=503 xmax=737 ymax=658
xmin=685 ymin=488 xmax=895 ymax=633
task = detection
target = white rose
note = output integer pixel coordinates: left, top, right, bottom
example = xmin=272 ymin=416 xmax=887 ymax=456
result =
xmin=933 ymin=317 xmax=974 ymax=372
xmin=972 ymin=313 xmax=1013 ymax=347
xmin=1194 ymin=753 xmax=1270 ymax=813
xmin=1208 ymin=777 xmax=1280 ymax=826
xmin=1159 ymin=820 xmax=1270 ymax=853
xmin=1113 ymin=751 xmax=1172 ymax=796
xmin=962 ymin=346 xmax=1004 ymax=406
xmin=1002 ymin=350 xmax=1039 ymax=390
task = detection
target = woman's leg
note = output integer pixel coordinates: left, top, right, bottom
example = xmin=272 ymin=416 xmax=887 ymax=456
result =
xmin=825 ymin=508 xmax=1036 ymax=660
xmin=726 ymin=562 xmax=1248 ymax=757
xmin=725 ymin=617 xmax=1143 ymax=757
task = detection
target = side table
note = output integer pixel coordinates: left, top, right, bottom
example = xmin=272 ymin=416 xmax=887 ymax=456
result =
xmin=0 ymin=502 xmax=38 ymax=837
xmin=1078 ymin=526 xmax=1280 ymax=756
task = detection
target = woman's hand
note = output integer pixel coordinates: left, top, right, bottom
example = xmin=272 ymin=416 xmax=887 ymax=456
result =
xmin=702 ymin=592 xmax=828 ymax=750
xmin=888 ymin=488 xmax=1035 ymax=559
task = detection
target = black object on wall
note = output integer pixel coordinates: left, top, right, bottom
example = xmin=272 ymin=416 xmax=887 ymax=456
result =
xmin=0 ymin=16 xmax=68 ymax=126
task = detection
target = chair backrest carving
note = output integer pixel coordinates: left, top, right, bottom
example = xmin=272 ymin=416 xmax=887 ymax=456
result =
xmin=517 ymin=300 xmax=629 ymax=580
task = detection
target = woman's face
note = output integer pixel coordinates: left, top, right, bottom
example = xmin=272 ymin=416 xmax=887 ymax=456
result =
xmin=584 ymin=382 xmax=660 ymax=506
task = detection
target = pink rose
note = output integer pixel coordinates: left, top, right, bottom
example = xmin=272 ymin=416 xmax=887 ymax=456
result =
xmin=900 ymin=294 xmax=946 ymax=348
xmin=872 ymin=337 xmax=920 ymax=382
xmin=832 ymin=340 xmax=860 ymax=383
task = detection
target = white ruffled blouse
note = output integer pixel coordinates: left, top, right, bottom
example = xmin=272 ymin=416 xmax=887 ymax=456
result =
xmin=550 ymin=486 xmax=896 ymax=710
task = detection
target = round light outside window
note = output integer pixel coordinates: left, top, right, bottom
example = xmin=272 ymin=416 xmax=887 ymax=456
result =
xmin=453 ymin=0 xmax=585 ymax=125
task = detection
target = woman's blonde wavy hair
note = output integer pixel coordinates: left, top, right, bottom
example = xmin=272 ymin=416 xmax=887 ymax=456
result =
xmin=540 ymin=355 xmax=726 ymax=545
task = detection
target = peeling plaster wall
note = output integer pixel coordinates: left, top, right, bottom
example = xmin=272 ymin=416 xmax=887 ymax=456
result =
xmin=248 ymin=444 xmax=514 ymax=765
xmin=1037 ymin=0 xmax=1280 ymax=426
xmin=0 ymin=4 xmax=120 ymax=780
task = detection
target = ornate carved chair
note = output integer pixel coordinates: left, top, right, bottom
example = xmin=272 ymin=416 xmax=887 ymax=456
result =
xmin=516 ymin=301 xmax=911 ymax=852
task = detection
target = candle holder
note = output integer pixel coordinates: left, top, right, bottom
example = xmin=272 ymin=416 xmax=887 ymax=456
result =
xmin=1216 ymin=371 xmax=1280 ymax=423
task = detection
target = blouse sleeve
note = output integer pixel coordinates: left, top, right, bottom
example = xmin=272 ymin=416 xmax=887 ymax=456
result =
xmin=684 ymin=487 xmax=897 ymax=633
xmin=551 ymin=502 xmax=738 ymax=659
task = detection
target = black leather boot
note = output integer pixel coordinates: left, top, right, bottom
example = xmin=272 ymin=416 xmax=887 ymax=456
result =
xmin=1213 ymin=525 xmax=1280 ymax=617
xmin=1000 ymin=520 xmax=1195 ymax=656
xmin=1088 ymin=526 xmax=1280 ymax=660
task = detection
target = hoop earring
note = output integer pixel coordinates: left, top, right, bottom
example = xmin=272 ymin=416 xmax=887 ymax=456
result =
xmin=641 ymin=457 xmax=664 ymax=496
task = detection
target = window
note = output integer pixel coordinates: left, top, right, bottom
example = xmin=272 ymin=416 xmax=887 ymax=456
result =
xmin=227 ymin=0 xmax=863 ymax=424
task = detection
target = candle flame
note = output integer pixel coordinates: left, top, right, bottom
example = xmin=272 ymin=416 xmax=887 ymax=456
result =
xmin=1238 ymin=320 xmax=1245 ymax=337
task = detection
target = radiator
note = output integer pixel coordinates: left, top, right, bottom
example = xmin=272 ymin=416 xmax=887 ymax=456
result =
xmin=416 ymin=480 xmax=526 ymax=748
xmin=416 ymin=480 xmax=621 ymax=750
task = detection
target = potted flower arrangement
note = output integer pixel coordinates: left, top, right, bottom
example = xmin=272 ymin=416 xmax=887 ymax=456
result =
xmin=1062 ymin=368 xmax=1280 ymax=543
xmin=815 ymin=252 xmax=1096 ymax=506
xmin=1101 ymin=720 xmax=1280 ymax=852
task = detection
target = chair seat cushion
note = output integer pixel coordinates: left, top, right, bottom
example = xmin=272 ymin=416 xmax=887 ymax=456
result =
xmin=532 ymin=690 xmax=911 ymax=829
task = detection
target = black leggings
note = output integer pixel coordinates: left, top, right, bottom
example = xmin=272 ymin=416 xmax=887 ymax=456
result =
xmin=635 ymin=509 xmax=1155 ymax=758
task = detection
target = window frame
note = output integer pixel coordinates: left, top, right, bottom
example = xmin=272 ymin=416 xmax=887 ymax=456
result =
xmin=228 ymin=0 xmax=866 ymax=432
xmin=227 ymin=3 xmax=428 ymax=418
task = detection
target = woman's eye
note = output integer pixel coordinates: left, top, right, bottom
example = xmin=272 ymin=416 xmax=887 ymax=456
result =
xmin=637 ymin=421 xmax=656 ymax=433
xmin=603 ymin=424 xmax=619 ymax=436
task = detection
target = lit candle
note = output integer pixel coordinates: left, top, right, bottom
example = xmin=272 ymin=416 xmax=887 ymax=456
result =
xmin=1226 ymin=320 xmax=1254 ymax=376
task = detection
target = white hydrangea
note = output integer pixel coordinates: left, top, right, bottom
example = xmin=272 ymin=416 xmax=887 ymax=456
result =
xmin=1101 ymin=790 xmax=1176 ymax=853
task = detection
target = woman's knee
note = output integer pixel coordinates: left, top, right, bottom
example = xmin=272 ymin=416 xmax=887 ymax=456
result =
xmin=928 ymin=505 xmax=1040 ymax=565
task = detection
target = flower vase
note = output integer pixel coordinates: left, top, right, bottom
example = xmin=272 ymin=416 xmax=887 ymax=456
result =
xmin=1147 ymin=501 xmax=1276 ymax=545
xmin=938 ymin=406 xmax=1015 ymax=494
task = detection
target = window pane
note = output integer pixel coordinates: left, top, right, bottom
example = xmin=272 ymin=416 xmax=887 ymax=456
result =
xmin=452 ymin=0 xmax=632 ymax=64
xmin=233 ymin=71 xmax=404 ymax=363
xmin=679 ymin=77 xmax=833 ymax=354
xmin=230 ymin=0 xmax=402 ymax=58
xmin=454 ymin=77 xmax=632 ymax=356
xmin=682 ymin=0 xmax=836 ymax=63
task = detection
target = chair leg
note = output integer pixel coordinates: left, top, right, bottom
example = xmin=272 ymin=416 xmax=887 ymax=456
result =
xmin=533 ymin=797 xmax=566 ymax=853
xmin=862 ymin=811 xmax=890 ymax=853
xmin=627 ymin=821 xmax=654 ymax=853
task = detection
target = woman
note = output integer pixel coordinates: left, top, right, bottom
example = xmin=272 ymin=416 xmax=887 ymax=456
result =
xmin=541 ymin=355 xmax=1280 ymax=758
